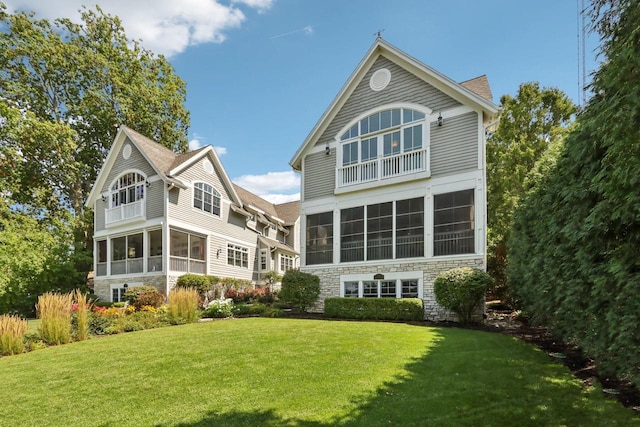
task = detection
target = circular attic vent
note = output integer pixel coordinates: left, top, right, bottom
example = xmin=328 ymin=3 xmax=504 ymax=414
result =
xmin=203 ymin=159 xmax=214 ymax=174
xmin=370 ymin=68 xmax=391 ymax=91
xmin=122 ymin=144 xmax=132 ymax=160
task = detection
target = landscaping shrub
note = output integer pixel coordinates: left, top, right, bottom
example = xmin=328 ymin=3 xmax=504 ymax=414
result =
xmin=130 ymin=289 xmax=165 ymax=310
xmin=203 ymin=299 xmax=235 ymax=318
xmin=434 ymin=267 xmax=493 ymax=324
xmin=279 ymin=270 xmax=320 ymax=313
xmin=37 ymin=292 xmax=73 ymax=345
xmin=168 ymin=287 xmax=200 ymax=324
xmin=0 ymin=314 xmax=28 ymax=355
xmin=262 ymin=307 xmax=285 ymax=318
xmin=233 ymin=304 xmax=252 ymax=316
xmin=324 ymin=298 xmax=424 ymax=321
xmin=123 ymin=286 xmax=164 ymax=305
xmin=175 ymin=274 xmax=211 ymax=294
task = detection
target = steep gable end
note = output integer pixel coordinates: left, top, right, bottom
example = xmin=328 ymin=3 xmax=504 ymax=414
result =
xmin=289 ymin=38 xmax=499 ymax=170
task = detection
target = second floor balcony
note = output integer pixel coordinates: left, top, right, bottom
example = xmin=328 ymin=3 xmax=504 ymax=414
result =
xmin=105 ymin=199 xmax=145 ymax=226
xmin=336 ymin=148 xmax=429 ymax=189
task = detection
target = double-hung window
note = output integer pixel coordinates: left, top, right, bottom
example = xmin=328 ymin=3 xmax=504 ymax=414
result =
xmin=227 ymin=244 xmax=249 ymax=268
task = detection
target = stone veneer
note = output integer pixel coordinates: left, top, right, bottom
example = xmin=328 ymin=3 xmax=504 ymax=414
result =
xmin=93 ymin=274 xmax=173 ymax=302
xmin=302 ymin=257 xmax=484 ymax=321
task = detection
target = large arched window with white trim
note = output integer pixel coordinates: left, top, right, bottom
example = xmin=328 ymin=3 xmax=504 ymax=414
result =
xmin=110 ymin=172 xmax=146 ymax=208
xmin=337 ymin=106 xmax=430 ymax=187
xmin=194 ymin=182 xmax=221 ymax=216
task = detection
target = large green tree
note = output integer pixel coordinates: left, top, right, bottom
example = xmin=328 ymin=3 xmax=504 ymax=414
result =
xmin=509 ymin=0 xmax=640 ymax=385
xmin=486 ymin=82 xmax=575 ymax=301
xmin=0 ymin=4 xmax=190 ymax=313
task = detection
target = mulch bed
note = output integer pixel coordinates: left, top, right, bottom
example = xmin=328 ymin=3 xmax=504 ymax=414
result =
xmin=481 ymin=309 xmax=640 ymax=414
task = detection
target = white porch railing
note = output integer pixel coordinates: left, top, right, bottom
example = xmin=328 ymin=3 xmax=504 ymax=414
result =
xmin=105 ymin=199 xmax=145 ymax=225
xmin=170 ymin=256 xmax=206 ymax=274
xmin=337 ymin=148 xmax=429 ymax=188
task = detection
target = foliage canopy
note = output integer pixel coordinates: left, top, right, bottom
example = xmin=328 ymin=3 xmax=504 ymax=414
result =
xmin=0 ymin=3 xmax=190 ymax=314
xmin=508 ymin=0 xmax=640 ymax=385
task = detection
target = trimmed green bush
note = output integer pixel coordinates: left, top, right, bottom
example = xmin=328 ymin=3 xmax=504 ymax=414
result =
xmin=434 ymin=267 xmax=493 ymax=324
xmin=119 ymin=286 xmax=165 ymax=311
xmin=279 ymin=270 xmax=320 ymax=313
xmin=175 ymin=274 xmax=211 ymax=294
xmin=123 ymin=286 xmax=159 ymax=304
xmin=324 ymin=298 xmax=424 ymax=321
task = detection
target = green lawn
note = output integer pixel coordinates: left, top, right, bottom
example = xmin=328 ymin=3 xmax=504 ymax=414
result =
xmin=0 ymin=318 xmax=637 ymax=426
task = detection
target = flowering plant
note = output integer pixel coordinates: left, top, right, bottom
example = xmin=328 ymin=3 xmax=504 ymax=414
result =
xmin=204 ymin=298 xmax=234 ymax=318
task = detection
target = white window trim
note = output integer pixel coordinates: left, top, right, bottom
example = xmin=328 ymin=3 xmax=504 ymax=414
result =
xmin=339 ymin=271 xmax=423 ymax=299
xmin=109 ymin=282 xmax=143 ymax=302
xmin=107 ymin=169 xmax=147 ymax=209
xmin=193 ymin=182 xmax=222 ymax=218
xmin=227 ymin=243 xmax=249 ymax=268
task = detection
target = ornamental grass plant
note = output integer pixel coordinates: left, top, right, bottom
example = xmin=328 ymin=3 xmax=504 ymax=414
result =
xmin=0 ymin=314 xmax=28 ymax=355
xmin=73 ymin=290 xmax=90 ymax=341
xmin=37 ymin=292 xmax=73 ymax=345
xmin=168 ymin=287 xmax=199 ymax=323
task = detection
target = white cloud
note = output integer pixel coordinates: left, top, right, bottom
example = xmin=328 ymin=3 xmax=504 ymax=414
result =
xmin=188 ymin=137 xmax=202 ymax=151
xmin=260 ymin=192 xmax=300 ymax=204
xmin=233 ymin=171 xmax=299 ymax=202
xmin=213 ymin=146 xmax=227 ymax=156
xmin=3 ymin=0 xmax=274 ymax=57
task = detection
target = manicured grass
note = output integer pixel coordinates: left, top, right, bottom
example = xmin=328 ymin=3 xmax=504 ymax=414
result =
xmin=0 ymin=318 xmax=637 ymax=426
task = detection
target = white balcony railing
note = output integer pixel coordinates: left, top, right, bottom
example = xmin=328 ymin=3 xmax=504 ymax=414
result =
xmin=105 ymin=199 xmax=145 ymax=225
xmin=337 ymin=148 xmax=429 ymax=188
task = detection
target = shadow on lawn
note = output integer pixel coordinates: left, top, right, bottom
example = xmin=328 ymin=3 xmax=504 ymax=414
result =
xmin=164 ymin=326 xmax=637 ymax=427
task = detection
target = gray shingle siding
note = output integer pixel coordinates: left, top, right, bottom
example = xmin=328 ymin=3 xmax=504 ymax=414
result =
xmin=101 ymin=137 xmax=156 ymax=193
xmin=431 ymin=111 xmax=479 ymax=176
xmin=316 ymin=56 xmax=461 ymax=148
xmin=146 ymin=182 xmax=164 ymax=219
xmin=303 ymin=148 xmax=336 ymax=201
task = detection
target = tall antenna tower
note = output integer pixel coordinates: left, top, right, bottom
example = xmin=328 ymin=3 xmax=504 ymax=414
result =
xmin=577 ymin=0 xmax=588 ymax=107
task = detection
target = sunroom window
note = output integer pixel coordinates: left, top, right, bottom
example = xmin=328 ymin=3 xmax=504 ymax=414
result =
xmin=433 ymin=189 xmax=475 ymax=256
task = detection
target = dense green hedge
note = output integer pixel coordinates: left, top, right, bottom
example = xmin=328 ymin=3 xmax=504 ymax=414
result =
xmin=508 ymin=1 xmax=640 ymax=386
xmin=324 ymin=298 xmax=424 ymax=321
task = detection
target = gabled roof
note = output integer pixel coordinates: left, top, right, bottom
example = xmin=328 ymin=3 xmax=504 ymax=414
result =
xmin=289 ymin=38 xmax=500 ymax=170
xmin=86 ymin=125 xmax=242 ymax=207
xmin=233 ymin=184 xmax=300 ymax=226
xmin=258 ymin=236 xmax=298 ymax=255
xmin=459 ymin=75 xmax=493 ymax=102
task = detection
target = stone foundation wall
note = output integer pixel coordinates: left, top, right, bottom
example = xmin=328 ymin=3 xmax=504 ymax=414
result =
xmin=302 ymin=257 xmax=484 ymax=321
xmin=93 ymin=274 xmax=167 ymax=302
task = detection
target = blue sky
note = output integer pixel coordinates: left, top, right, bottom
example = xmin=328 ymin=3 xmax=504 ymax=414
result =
xmin=7 ymin=0 xmax=600 ymax=203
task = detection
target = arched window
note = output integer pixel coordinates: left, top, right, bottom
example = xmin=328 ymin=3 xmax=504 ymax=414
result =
xmin=336 ymin=106 xmax=430 ymax=186
xmin=110 ymin=172 xmax=146 ymax=208
xmin=194 ymin=182 xmax=221 ymax=216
